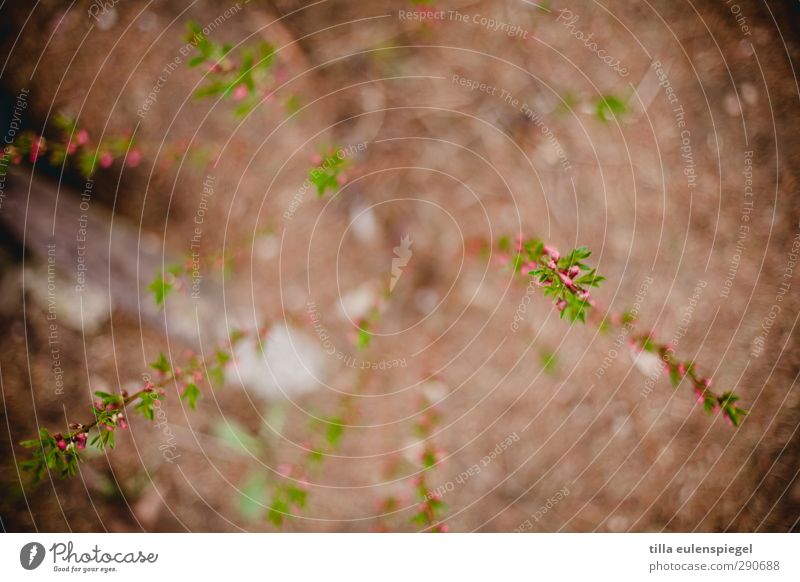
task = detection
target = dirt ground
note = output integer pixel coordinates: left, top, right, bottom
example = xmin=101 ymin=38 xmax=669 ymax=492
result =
xmin=1 ymin=0 xmax=799 ymax=532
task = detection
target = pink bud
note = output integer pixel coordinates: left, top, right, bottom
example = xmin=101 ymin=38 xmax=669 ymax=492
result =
xmin=76 ymin=129 xmax=89 ymax=145
xmin=29 ymin=137 xmax=44 ymax=162
xmin=678 ymin=363 xmax=686 ymax=375
xmin=277 ymin=463 xmax=293 ymax=477
xmin=557 ymin=271 xmax=575 ymax=289
xmin=493 ymin=253 xmax=510 ymax=267
xmin=310 ymin=153 xmax=323 ymax=165
xmin=568 ymin=265 xmax=580 ymax=277
xmin=57 ymin=439 xmax=67 ymax=451
xmin=117 ymin=415 xmax=128 ymax=430
xmin=543 ymin=245 xmax=560 ymax=261
xmin=99 ymin=151 xmax=113 ymax=168
xmin=556 ymin=299 xmax=568 ymax=312
xmin=126 ymin=148 xmax=142 ymax=167
xmin=336 ymin=173 xmax=348 ymax=185
xmin=232 ymin=84 xmax=248 ymax=101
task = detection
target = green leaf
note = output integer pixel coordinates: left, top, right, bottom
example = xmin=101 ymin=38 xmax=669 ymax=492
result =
xmin=596 ymin=95 xmax=627 ymax=123
xmin=238 ymin=473 xmax=269 ymax=520
xmin=669 ymin=366 xmax=681 ymax=388
xmin=77 ymin=150 xmax=99 ymax=177
xmin=150 ymin=352 xmax=172 ymax=374
xmin=213 ymin=420 xmax=262 ymax=456
xmin=540 ymin=351 xmax=558 ymax=375
xmin=267 ymin=499 xmax=288 ymax=526
xmin=181 ymin=382 xmax=201 ymax=409
xmin=148 ymin=272 xmax=174 ymax=307
xmin=325 ymin=417 xmax=345 ymax=448
xmin=134 ymin=392 xmax=158 ymax=420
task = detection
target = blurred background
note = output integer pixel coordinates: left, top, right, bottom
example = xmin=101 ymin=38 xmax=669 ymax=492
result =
xmin=0 ymin=0 xmax=799 ymax=532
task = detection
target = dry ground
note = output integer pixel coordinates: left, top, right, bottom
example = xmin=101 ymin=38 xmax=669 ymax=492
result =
xmin=1 ymin=0 xmax=799 ymax=532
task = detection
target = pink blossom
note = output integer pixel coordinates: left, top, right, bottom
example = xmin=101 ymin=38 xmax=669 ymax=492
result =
xmin=76 ymin=129 xmax=89 ymax=145
xmin=75 ymin=433 xmax=87 ymax=450
xmin=274 ymin=67 xmax=288 ymax=84
xmin=556 ymin=299 xmax=568 ymax=312
xmin=57 ymin=439 xmax=67 ymax=451
xmin=677 ymin=363 xmax=686 ymax=376
xmin=568 ymin=265 xmax=580 ymax=277
xmin=232 ymin=84 xmax=249 ymax=101
xmin=543 ymin=245 xmax=560 ymax=261
xmin=557 ymin=271 xmax=575 ymax=289
xmin=493 ymin=253 xmax=510 ymax=267
xmin=29 ymin=137 xmax=45 ymax=162
xmin=694 ymin=387 xmax=704 ymax=403
xmin=126 ymin=148 xmax=142 ymax=168
xmin=99 ymin=151 xmax=113 ymax=168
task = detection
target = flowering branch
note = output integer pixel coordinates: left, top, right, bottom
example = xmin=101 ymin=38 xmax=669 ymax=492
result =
xmin=489 ymin=234 xmax=747 ymax=427
xmin=0 ymin=113 xmax=139 ymax=178
xmin=19 ymin=333 xmax=245 ymax=484
xmin=624 ymin=328 xmax=747 ymax=426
